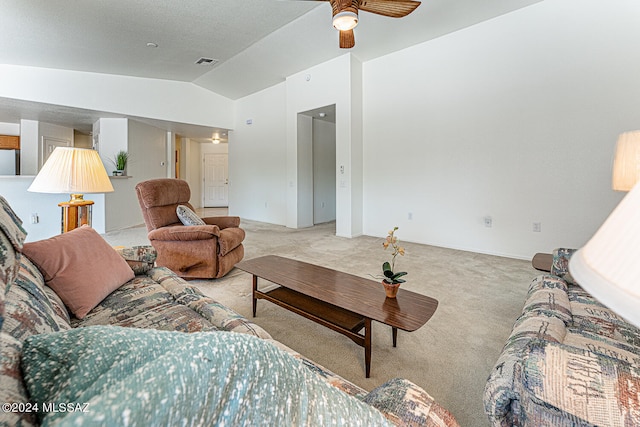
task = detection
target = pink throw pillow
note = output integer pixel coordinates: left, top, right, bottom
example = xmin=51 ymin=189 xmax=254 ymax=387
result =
xmin=22 ymin=226 xmax=135 ymax=319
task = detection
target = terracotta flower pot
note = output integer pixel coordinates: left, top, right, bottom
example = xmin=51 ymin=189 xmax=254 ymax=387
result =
xmin=382 ymin=281 xmax=400 ymax=298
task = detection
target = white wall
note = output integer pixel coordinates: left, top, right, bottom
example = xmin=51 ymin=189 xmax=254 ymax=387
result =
xmin=230 ymin=83 xmax=288 ymax=223
xmin=3 ymin=0 xmax=637 ymax=259
xmin=231 ymin=55 xmax=361 ymax=234
xmin=286 ymin=54 xmax=363 ymax=237
xmin=0 ymin=65 xmax=234 ymax=130
xmin=362 ymin=0 xmax=635 ymax=259
xmin=95 ymin=118 xmax=128 ymax=174
xmin=0 ymin=123 xmax=19 ymax=135
xmin=0 ymin=120 xmax=108 ymax=241
xmin=186 ymin=138 xmax=202 ymax=208
xmin=0 ymin=176 xmax=106 ymax=242
xmin=297 ymin=114 xmax=314 ymax=227
xmin=104 ymin=119 xmax=168 ymax=231
xmin=19 ymin=120 xmax=39 ymax=175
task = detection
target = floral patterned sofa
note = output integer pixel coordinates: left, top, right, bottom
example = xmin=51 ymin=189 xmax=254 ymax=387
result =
xmin=0 ymin=196 xmax=458 ymax=427
xmin=484 ymin=248 xmax=640 ymax=426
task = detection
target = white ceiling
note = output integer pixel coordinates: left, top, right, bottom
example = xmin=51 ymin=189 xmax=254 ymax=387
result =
xmin=0 ymin=0 xmax=542 ymax=138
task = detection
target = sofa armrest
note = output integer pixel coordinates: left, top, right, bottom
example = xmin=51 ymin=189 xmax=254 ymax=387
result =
xmin=484 ymin=312 xmax=568 ymax=426
xmin=202 ymin=216 xmax=240 ymax=229
xmin=115 ymin=245 xmax=157 ymax=275
xmin=521 ymin=340 xmax=640 ymax=426
xmin=363 ymin=378 xmax=460 ymax=427
xmin=148 ymin=224 xmax=220 ymax=241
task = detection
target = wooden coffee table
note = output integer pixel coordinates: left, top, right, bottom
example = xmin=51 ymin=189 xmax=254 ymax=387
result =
xmin=236 ymin=255 xmax=439 ymax=377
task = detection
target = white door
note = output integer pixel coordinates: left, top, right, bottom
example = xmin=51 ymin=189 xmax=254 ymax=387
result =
xmin=203 ymin=153 xmax=229 ymax=207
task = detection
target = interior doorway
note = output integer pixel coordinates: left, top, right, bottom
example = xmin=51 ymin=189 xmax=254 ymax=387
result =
xmin=297 ymin=104 xmax=336 ymax=226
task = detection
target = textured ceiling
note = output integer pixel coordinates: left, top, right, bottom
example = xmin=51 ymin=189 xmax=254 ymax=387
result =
xmin=0 ymin=0 xmax=542 ymax=137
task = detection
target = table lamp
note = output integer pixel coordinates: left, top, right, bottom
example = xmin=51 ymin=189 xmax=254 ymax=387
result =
xmin=27 ymin=147 xmax=114 ymax=233
xmin=569 ymin=130 xmax=640 ymax=327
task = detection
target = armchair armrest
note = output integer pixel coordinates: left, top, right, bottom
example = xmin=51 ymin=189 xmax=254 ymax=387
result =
xmin=522 ymin=340 xmax=640 ymax=425
xmin=148 ymin=224 xmax=220 ymax=241
xmin=202 ymin=216 xmax=241 ymax=229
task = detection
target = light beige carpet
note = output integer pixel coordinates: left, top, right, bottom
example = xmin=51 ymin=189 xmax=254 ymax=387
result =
xmin=104 ymin=219 xmax=537 ymax=427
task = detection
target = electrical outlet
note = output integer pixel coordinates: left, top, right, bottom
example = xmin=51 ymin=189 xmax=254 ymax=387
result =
xmin=30 ymin=213 xmax=39 ymax=224
xmin=484 ymin=216 xmax=492 ymax=228
xmin=533 ymin=222 xmax=542 ymax=232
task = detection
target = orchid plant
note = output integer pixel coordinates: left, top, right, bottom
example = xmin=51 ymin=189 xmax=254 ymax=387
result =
xmin=378 ymin=227 xmax=407 ymax=285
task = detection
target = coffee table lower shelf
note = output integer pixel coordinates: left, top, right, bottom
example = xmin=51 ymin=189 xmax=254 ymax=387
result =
xmin=255 ymin=286 xmax=389 ymax=378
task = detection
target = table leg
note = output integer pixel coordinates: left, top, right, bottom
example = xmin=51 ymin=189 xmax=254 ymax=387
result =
xmin=365 ymin=318 xmax=372 ymax=378
xmin=392 ymin=327 xmax=398 ymax=347
xmin=252 ymin=275 xmax=258 ymax=317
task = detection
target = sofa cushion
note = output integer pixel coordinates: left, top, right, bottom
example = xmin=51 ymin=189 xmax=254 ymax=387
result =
xmin=72 ymin=267 xmax=272 ymax=340
xmin=150 ymin=268 xmax=271 ymax=339
xmin=22 ymin=226 xmax=135 ymax=319
xmin=564 ymin=328 xmax=640 ymax=366
xmin=21 ymin=326 xmax=392 ymax=426
xmin=522 ymin=340 xmax=640 ymax=426
xmin=71 ymin=274 xmax=219 ymax=332
xmin=567 ymin=284 xmax=640 ymax=347
xmin=176 ymin=204 xmax=205 ymax=226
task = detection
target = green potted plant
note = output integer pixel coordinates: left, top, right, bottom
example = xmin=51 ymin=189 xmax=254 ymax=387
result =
xmin=111 ymin=150 xmax=129 ymax=176
xmin=375 ymin=226 xmax=407 ymax=298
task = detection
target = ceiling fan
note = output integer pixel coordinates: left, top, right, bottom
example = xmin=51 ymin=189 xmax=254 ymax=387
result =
xmin=298 ymin=0 xmax=421 ymax=49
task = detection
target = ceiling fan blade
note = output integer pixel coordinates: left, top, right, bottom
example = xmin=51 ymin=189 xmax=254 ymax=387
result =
xmin=339 ymin=29 xmax=355 ymax=48
xmin=358 ymin=0 xmax=420 ymax=18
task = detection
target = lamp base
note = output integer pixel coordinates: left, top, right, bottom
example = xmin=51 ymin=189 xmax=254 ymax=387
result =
xmin=58 ymin=195 xmax=93 ymax=233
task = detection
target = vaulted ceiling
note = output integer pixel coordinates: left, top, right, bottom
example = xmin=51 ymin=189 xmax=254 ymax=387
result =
xmin=0 ymin=0 xmax=541 ymax=135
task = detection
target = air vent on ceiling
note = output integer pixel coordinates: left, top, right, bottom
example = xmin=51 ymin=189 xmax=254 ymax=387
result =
xmin=195 ymin=57 xmax=219 ymax=66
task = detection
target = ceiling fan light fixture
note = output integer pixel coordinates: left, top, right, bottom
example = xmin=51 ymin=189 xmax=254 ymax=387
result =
xmin=333 ymin=11 xmax=358 ymax=31
xmin=212 ymin=138 xmax=220 ymax=145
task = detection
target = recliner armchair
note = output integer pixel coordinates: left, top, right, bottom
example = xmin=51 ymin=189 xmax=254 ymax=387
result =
xmin=135 ymin=178 xmax=245 ymax=279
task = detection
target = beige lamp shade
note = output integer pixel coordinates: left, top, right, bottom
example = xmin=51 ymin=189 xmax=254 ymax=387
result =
xmin=612 ymin=130 xmax=640 ymax=192
xmin=569 ymin=180 xmax=640 ymax=327
xmin=28 ymin=147 xmax=114 ymax=194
